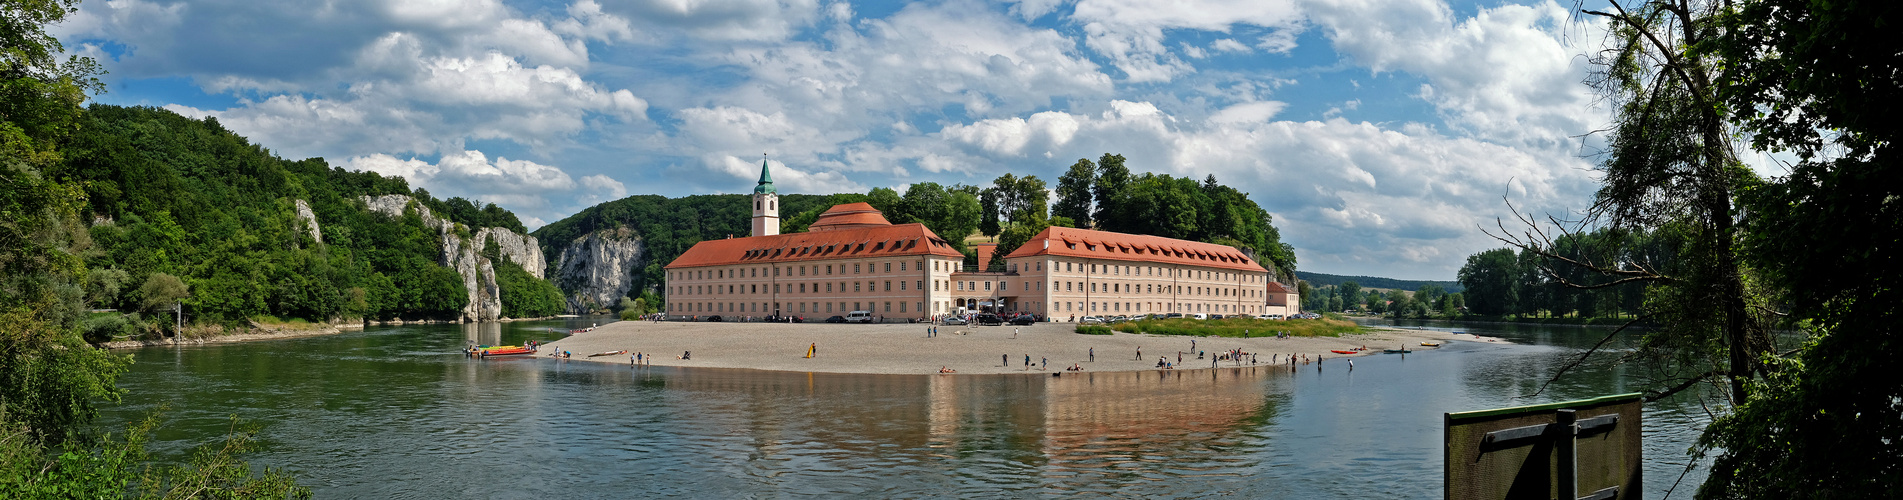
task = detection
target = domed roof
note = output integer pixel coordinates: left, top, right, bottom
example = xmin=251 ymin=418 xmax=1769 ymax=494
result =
xmin=809 ymin=202 xmax=891 ymax=231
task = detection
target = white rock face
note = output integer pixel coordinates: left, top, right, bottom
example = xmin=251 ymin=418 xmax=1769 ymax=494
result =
xmin=359 ymin=194 xmax=547 ymax=322
xmin=293 ymin=199 xmax=322 ymax=244
xmin=553 ymin=226 xmax=647 ymax=312
xmin=476 ymin=227 xmax=544 ymax=279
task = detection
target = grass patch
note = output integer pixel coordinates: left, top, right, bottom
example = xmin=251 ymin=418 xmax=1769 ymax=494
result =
xmin=1109 ymin=317 xmax=1364 ymax=338
xmin=1074 ymin=325 xmax=1114 ymax=335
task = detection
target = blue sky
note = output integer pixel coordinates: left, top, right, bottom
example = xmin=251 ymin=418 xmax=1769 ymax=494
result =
xmin=58 ymin=0 xmax=1628 ymax=280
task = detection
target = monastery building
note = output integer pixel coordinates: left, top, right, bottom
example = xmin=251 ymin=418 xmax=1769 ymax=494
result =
xmin=663 ymin=162 xmax=1300 ymax=320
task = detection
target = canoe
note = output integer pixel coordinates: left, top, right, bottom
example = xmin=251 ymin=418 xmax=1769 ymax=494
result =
xmin=480 ymin=347 xmax=535 ymax=356
xmin=1330 ymin=350 xmax=1358 ymax=354
xmin=1420 ymin=342 xmax=1442 ymax=347
xmin=587 ymin=350 xmax=628 ymax=357
xmin=1383 ymin=349 xmax=1412 ymax=354
xmin=471 ymin=345 xmax=528 ymax=353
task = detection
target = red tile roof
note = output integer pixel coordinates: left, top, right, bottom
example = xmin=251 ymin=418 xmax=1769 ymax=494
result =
xmin=809 ymin=202 xmax=892 ymax=231
xmin=1000 ymin=226 xmax=1269 ymax=273
xmin=1265 ymin=281 xmax=1293 ymax=293
xmin=666 ymin=222 xmax=963 ymax=269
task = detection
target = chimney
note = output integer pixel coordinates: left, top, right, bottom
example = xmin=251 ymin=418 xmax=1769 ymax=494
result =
xmin=973 ymin=242 xmax=998 ymax=272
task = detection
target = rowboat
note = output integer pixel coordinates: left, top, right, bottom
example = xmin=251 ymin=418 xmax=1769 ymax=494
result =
xmin=1330 ymin=350 xmax=1358 ymax=354
xmin=587 ymin=350 xmax=628 ymax=357
xmin=1383 ymin=349 xmax=1412 ymax=354
xmin=1420 ymin=342 xmax=1442 ymax=347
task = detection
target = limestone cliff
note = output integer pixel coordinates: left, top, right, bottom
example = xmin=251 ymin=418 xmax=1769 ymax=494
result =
xmin=359 ymin=194 xmax=546 ymax=322
xmin=293 ymin=199 xmax=322 ymax=244
xmin=552 ymin=226 xmax=647 ymax=312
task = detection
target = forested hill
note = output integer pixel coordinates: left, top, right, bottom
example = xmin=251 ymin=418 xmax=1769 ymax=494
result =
xmin=535 ymin=160 xmax=1298 ymax=313
xmin=1294 ymin=271 xmax=1463 ymax=293
xmin=531 ymin=193 xmax=837 ymax=302
xmin=44 ymin=104 xmax=564 ymax=327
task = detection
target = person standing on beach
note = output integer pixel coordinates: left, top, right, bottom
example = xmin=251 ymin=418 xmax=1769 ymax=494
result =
xmin=1041 ymin=357 xmax=1047 ymax=369
xmin=1003 ymin=354 xmax=1009 ymax=366
xmin=1024 ymin=354 xmax=1031 ymax=367
xmin=1089 ymin=347 xmax=1094 ymax=362
xmin=1136 ymin=346 xmax=1142 ymax=360
xmin=1013 ymin=328 xmax=1019 ymax=339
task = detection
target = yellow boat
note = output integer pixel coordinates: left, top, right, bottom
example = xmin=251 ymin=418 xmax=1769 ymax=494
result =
xmin=1420 ymin=342 xmax=1442 ymax=347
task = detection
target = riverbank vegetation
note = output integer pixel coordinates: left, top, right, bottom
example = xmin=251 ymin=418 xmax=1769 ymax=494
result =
xmin=2 ymin=0 xmax=310 ymax=495
xmin=1083 ymin=317 xmax=1362 ymax=338
xmin=1481 ymin=1 xmax=1902 ymax=496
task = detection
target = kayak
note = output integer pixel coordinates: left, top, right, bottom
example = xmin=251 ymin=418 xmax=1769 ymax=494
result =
xmin=1330 ymin=350 xmax=1358 ymax=354
xmin=587 ymin=350 xmax=628 ymax=357
xmin=1420 ymin=342 xmax=1442 ymax=347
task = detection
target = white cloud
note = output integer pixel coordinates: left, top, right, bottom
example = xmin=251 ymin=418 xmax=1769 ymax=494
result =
xmin=1208 ymin=101 xmax=1288 ymax=124
xmin=713 ymin=156 xmax=865 ymax=194
xmin=1059 ymin=0 xmax=1304 ymax=82
xmin=343 ymin=149 xmax=628 ymax=229
xmin=1306 ymin=0 xmax=1603 ymax=152
xmin=1212 ymin=38 xmax=1251 ymax=53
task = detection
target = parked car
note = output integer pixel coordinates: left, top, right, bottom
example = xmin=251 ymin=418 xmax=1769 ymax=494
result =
xmin=1009 ymin=315 xmax=1037 ymax=326
xmin=824 ymin=315 xmax=847 ymax=323
xmin=941 ymin=316 xmax=969 ymax=325
xmin=1165 ymin=313 xmax=1184 ymax=319
xmin=1209 ymin=314 xmax=1225 ymax=320
xmin=1190 ymin=313 xmax=1208 ymax=320
xmin=844 ymin=310 xmax=875 ymax=323
xmin=706 ymin=315 xmax=723 ymax=322
xmin=974 ymin=314 xmax=1004 ymax=326
xmin=1080 ymin=316 xmax=1105 ymax=324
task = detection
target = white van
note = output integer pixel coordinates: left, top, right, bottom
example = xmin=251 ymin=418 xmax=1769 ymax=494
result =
xmin=1191 ymin=313 xmax=1209 ymax=320
xmin=845 ymin=310 xmax=874 ymax=323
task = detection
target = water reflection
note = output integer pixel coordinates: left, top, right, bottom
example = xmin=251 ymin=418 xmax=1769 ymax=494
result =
xmin=98 ymin=318 xmax=1711 ymax=498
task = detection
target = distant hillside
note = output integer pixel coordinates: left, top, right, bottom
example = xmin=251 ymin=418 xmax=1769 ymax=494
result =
xmin=1295 ymin=271 xmax=1463 ymax=293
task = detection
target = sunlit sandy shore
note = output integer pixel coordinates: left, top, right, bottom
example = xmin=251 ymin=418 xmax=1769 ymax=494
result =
xmin=528 ymin=320 xmax=1505 ymax=375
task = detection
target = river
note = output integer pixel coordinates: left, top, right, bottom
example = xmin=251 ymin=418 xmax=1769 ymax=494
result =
xmin=100 ymin=317 xmax=1716 ymax=498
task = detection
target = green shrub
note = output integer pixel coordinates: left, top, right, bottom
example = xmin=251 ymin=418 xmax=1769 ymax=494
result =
xmin=1074 ymin=325 xmax=1113 ymax=335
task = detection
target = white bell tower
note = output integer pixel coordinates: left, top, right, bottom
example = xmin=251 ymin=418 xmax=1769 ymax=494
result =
xmin=751 ymin=155 xmax=779 ymax=237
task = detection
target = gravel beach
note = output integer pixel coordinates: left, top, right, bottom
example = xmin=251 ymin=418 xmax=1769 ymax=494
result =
xmin=530 ymin=320 xmax=1504 ymax=375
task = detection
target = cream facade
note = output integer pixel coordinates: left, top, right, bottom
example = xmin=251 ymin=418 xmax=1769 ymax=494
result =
xmin=664 ymin=165 xmax=1297 ymax=320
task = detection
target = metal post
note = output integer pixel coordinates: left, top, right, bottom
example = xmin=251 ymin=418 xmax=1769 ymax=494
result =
xmin=1556 ymin=409 xmax=1578 ymax=500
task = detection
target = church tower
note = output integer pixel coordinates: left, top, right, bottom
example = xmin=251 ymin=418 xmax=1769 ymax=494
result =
xmin=750 ymin=156 xmax=779 ymax=237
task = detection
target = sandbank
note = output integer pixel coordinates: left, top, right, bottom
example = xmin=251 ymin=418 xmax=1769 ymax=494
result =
xmin=529 ymin=320 xmax=1506 ymax=375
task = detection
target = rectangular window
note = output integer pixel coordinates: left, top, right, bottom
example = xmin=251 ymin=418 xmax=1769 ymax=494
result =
xmin=826 ymin=283 xmax=833 ymax=292
xmin=854 ymin=282 xmax=861 ymax=292
xmin=900 ymin=301 xmax=907 ymax=313
xmin=827 ymin=265 xmax=833 ymax=275
xmin=884 ymin=302 xmax=892 ymax=312
xmin=854 ymin=302 xmax=862 ymax=311
xmin=917 ymin=280 xmax=923 ymax=290
xmin=855 ymin=263 xmax=862 ymax=273
xmin=899 ymin=281 xmax=906 ymax=291
xmin=984 ymin=282 xmax=992 ymax=291
xmin=900 ymin=262 xmax=907 ymax=271
xmin=826 ymin=302 xmax=833 ymax=313
xmin=884 ymin=262 xmax=891 ymax=272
